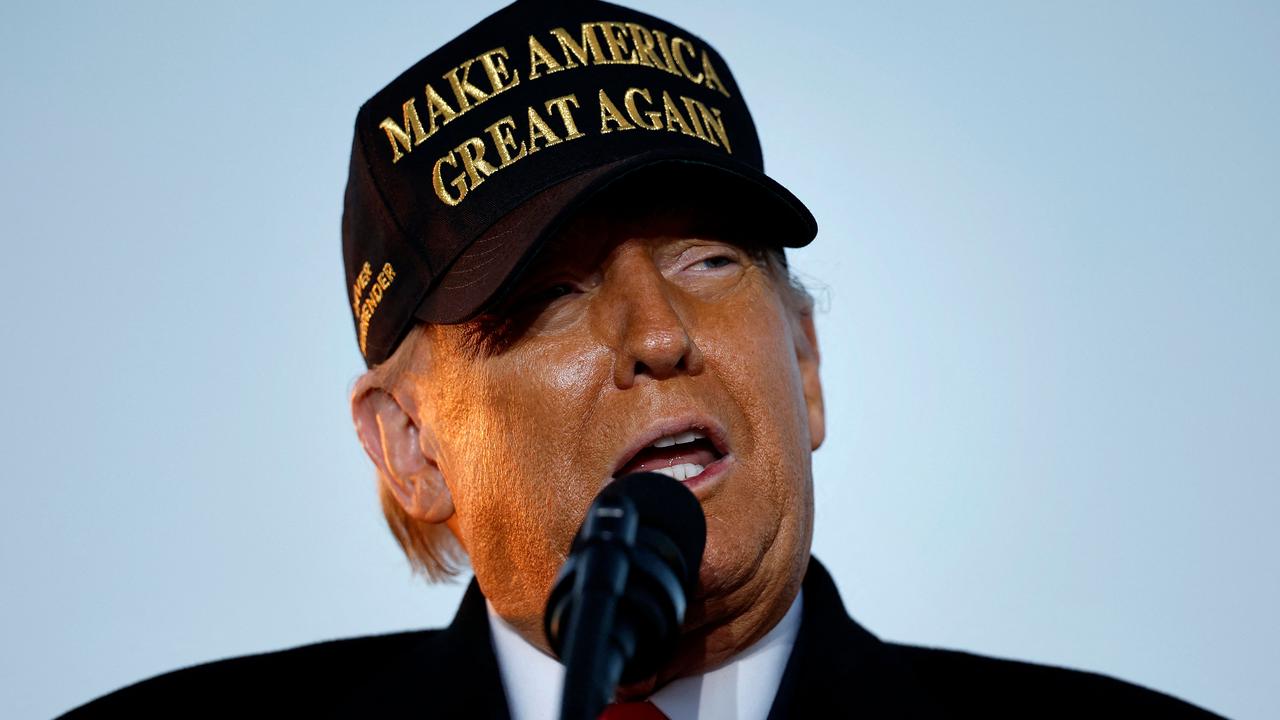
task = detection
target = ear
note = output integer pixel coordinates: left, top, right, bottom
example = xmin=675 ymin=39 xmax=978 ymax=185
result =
xmin=351 ymin=377 xmax=454 ymax=524
xmin=793 ymin=312 xmax=825 ymax=451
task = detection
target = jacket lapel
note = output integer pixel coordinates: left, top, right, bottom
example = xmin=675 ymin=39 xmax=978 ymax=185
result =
xmin=429 ymin=580 xmax=513 ymax=718
xmin=344 ymin=558 xmax=940 ymax=718
xmin=767 ymin=558 xmax=949 ymax=718
xmin=338 ymin=579 xmax=511 ymax=719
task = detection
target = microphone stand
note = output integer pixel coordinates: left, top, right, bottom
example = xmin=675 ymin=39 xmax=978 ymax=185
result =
xmin=546 ymin=474 xmax=705 ymax=720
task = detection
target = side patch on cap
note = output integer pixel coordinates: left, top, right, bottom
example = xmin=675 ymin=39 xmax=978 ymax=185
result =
xmin=351 ymin=260 xmax=398 ymax=356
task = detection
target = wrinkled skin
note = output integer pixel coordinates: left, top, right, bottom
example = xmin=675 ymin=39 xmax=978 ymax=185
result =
xmin=354 ymin=199 xmax=824 ymax=695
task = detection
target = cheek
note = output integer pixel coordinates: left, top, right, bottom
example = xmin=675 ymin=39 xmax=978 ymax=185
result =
xmin=542 ymin=339 xmax=605 ymax=396
xmin=490 ymin=338 xmax=611 ymax=456
xmin=700 ymin=289 xmax=813 ymax=471
xmin=691 ymin=286 xmax=816 ymax=585
xmin=431 ymin=339 xmax=612 ymax=619
xmin=696 ymin=284 xmax=814 ymax=520
xmin=435 ymin=342 xmax=602 ymax=483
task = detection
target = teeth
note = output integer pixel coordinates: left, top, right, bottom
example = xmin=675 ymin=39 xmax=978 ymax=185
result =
xmin=649 ymin=430 xmax=706 ymax=449
xmin=649 ymin=462 xmax=706 ymax=482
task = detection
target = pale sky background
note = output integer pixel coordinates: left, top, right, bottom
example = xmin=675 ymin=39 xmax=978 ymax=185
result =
xmin=2 ymin=2 xmax=1276 ymax=718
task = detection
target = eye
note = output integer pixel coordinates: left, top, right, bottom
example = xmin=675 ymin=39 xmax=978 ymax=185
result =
xmin=520 ymin=281 xmax=578 ymax=309
xmin=542 ymin=282 xmax=574 ymax=299
xmin=699 ymin=255 xmax=736 ymax=270
xmin=682 ymin=248 xmax=742 ymax=274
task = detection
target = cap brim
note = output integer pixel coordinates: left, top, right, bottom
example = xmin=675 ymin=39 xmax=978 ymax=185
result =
xmin=414 ymin=152 xmax=817 ymax=324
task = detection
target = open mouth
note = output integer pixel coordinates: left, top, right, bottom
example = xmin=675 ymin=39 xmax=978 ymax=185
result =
xmin=615 ymin=429 xmax=727 ymax=483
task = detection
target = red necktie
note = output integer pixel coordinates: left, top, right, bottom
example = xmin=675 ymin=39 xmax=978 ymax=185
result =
xmin=597 ymin=701 xmax=669 ymax=720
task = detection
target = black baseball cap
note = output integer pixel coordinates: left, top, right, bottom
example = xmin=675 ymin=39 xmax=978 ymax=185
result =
xmin=343 ymin=0 xmax=817 ymax=366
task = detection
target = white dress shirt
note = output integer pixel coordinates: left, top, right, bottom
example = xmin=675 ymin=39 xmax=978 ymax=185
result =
xmin=488 ymin=591 xmax=802 ymax=720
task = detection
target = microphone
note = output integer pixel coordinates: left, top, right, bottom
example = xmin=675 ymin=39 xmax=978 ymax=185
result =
xmin=544 ymin=473 xmax=707 ymax=720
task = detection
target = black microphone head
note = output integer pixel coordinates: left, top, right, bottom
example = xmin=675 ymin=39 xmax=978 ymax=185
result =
xmin=544 ymin=472 xmax=708 ymax=684
xmin=597 ymin=473 xmax=706 ymax=589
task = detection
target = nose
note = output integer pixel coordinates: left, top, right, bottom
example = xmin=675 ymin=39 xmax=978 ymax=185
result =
xmin=599 ymin=254 xmax=705 ymax=388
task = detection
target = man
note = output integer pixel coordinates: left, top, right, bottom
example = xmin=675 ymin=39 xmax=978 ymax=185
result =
xmin=64 ymin=1 xmax=1221 ymax=717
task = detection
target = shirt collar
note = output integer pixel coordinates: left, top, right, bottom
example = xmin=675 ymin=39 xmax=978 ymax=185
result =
xmin=488 ymin=591 xmax=803 ymax=720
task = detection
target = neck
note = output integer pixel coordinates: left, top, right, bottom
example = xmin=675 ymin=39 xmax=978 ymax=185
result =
xmin=619 ymin=578 xmax=802 ymax=699
xmin=488 ymin=588 xmax=804 ymax=716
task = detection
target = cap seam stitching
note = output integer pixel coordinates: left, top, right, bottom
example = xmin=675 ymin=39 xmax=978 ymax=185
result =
xmin=355 ymin=124 xmax=433 ymax=277
xmin=354 ymin=124 xmax=437 ymax=364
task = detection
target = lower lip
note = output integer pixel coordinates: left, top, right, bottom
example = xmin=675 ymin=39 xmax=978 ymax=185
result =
xmin=683 ymin=454 xmax=732 ymax=492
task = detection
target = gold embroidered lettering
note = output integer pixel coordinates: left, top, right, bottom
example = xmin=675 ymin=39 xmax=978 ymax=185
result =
xmin=671 ymin=37 xmax=703 ymax=84
xmin=378 ymin=99 xmax=428 ymax=163
xmin=485 ymin=115 xmax=528 ymax=168
xmin=359 ymin=310 xmax=373 ymax=354
xmin=444 ymin=58 xmax=491 ymax=112
xmin=544 ymin=94 xmax=586 ymax=140
xmin=527 ymin=105 xmax=563 ymax=151
xmin=380 ymin=24 xmax=728 ymax=169
xmin=680 ymin=96 xmax=711 ymax=143
xmin=432 ymin=152 xmax=466 ymax=205
xmin=652 ymin=30 xmax=681 ymax=76
xmin=624 ymin=87 xmax=662 ymax=130
xmin=626 ymin=23 xmax=664 ymax=68
xmin=356 ymin=261 xmax=397 ymax=356
xmin=405 ymin=88 xmax=587 ymax=204
xmin=694 ymin=102 xmax=732 ymax=153
xmin=477 ymin=47 xmax=520 ymax=95
xmin=599 ymin=89 xmax=636 ymax=133
xmin=352 ymin=261 xmax=372 ymax=317
xmin=454 ymin=136 xmax=498 ymax=190
xmin=597 ymin=21 xmax=637 ymax=64
xmin=662 ymin=90 xmax=697 ymax=137
xmin=527 ymin=35 xmax=564 ymax=78
xmin=549 ymin=24 xmax=607 ymax=68
xmin=423 ymin=84 xmax=459 ymax=135
xmin=700 ymin=50 xmax=731 ymax=97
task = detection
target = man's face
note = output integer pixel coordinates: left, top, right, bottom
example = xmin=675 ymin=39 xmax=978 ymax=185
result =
xmin=403 ymin=196 xmax=824 ymax=664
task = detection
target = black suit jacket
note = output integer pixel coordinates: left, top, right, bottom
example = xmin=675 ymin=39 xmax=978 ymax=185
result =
xmin=62 ymin=558 xmax=1222 ymax=718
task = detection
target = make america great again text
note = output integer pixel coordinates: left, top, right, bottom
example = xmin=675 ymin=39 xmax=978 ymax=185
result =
xmin=376 ymin=20 xmax=734 ymax=206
